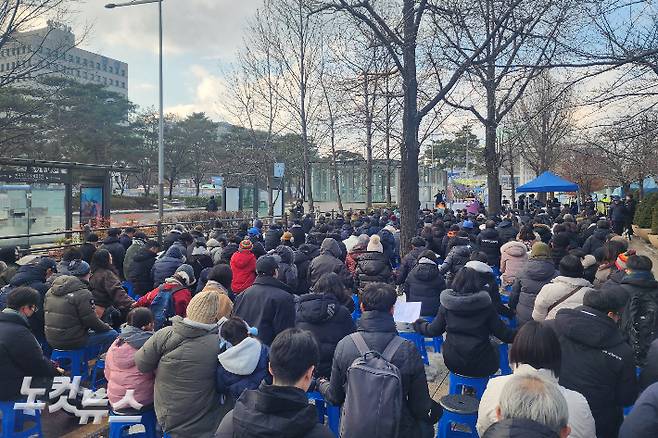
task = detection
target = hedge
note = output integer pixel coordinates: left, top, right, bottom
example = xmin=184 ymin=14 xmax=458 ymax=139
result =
xmin=634 ymin=193 xmax=658 ymax=228
xmin=653 ymin=203 xmax=658 ymax=235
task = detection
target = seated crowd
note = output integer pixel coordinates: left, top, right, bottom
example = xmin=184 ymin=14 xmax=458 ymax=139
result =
xmin=1 ymin=201 xmax=658 ymax=438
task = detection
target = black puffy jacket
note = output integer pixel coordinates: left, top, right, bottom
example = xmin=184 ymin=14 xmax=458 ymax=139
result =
xmin=509 ymin=258 xmax=557 ymax=326
xmin=100 ymin=236 xmax=126 ymax=276
xmin=290 ymin=224 xmax=306 ymax=248
xmin=396 ymin=246 xmax=426 ymax=285
xmin=264 ymin=227 xmax=283 ymax=252
xmin=552 ymin=306 xmax=638 ymax=438
xmin=416 ymin=289 xmax=516 ymax=377
xmin=617 ymin=273 xmax=658 ymax=366
xmin=404 ymin=258 xmax=446 ymax=317
xmin=233 ymin=276 xmax=295 ymax=346
xmin=477 ymin=228 xmax=502 ymax=267
xmin=295 ymin=293 xmax=355 ymax=378
xmin=354 ymin=251 xmax=393 ymax=289
xmin=582 ymin=228 xmax=611 ymax=255
xmin=127 ymin=248 xmax=157 ymax=295
xmin=8 ymin=264 xmax=50 ymax=338
xmin=320 ymin=311 xmax=437 ymax=438
xmin=294 ymin=245 xmax=314 ymax=294
xmin=0 ymin=310 xmax=59 ymax=400
xmin=496 ymin=221 xmax=518 ymax=243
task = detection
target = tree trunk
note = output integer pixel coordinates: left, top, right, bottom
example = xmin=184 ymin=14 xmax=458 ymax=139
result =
xmin=195 ymin=181 xmax=200 ymax=197
xmin=385 ymin=77 xmax=393 ymax=207
xmin=485 ymin=77 xmax=501 ymax=214
xmin=168 ymin=179 xmax=174 ymax=200
xmin=399 ymin=0 xmax=420 ymax=258
xmin=365 ymin=75 xmax=373 ymax=209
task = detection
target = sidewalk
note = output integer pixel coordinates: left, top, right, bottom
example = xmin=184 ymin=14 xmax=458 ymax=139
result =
xmin=629 ymin=237 xmax=658 ymax=276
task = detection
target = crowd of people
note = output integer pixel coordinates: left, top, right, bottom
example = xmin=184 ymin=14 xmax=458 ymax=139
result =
xmin=0 ymin=199 xmax=657 ymax=438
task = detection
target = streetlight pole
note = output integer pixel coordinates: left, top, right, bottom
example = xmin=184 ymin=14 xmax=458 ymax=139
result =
xmin=105 ymin=0 xmax=164 ymax=240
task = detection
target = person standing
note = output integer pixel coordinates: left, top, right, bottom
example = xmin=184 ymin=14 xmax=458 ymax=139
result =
xmin=624 ymin=194 xmax=636 ymax=239
xmin=230 ymin=240 xmax=257 ymax=294
xmin=552 ymin=287 xmax=637 ymax=438
xmin=232 ymin=256 xmax=295 ymax=346
xmin=123 ymin=232 xmax=148 ymax=280
xmin=206 ymin=195 xmax=219 ymax=212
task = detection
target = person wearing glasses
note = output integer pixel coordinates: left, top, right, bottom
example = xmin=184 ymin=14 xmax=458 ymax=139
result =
xmin=0 ymin=287 xmax=61 ymax=401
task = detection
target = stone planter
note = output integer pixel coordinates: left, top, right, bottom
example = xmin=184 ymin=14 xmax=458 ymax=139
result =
xmin=636 ymin=228 xmax=651 ymax=242
xmin=649 ymin=234 xmax=658 ymax=250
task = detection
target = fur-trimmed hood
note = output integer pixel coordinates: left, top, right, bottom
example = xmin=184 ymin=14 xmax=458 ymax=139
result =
xmin=440 ymin=289 xmax=492 ymax=311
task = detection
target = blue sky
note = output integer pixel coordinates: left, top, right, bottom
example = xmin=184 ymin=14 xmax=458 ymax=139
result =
xmin=74 ymin=0 xmax=258 ymax=120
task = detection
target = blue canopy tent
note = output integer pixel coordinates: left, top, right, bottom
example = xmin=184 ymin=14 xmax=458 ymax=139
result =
xmin=516 ymin=171 xmax=579 ymax=193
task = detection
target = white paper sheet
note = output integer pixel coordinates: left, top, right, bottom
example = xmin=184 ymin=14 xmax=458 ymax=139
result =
xmin=393 ymin=301 xmax=422 ymax=323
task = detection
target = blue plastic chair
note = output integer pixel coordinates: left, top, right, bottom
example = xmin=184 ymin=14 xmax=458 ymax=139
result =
xmin=0 ymin=400 xmax=42 ymax=438
xmin=51 ymin=349 xmax=88 ymax=380
xmin=122 ymin=281 xmax=139 ymax=300
xmin=449 ymin=373 xmax=489 ymax=399
xmin=351 ymin=294 xmax=361 ymax=322
xmin=422 ymin=317 xmax=443 ymax=353
xmin=436 ymin=394 xmax=479 ymax=438
xmin=307 ymin=392 xmax=339 ymax=437
xmin=90 ymin=359 xmax=106 ymax=390
xmin=399 ymin=332 xmax=430 ymax=365
xmin=109 ymin=408 xmax=157 ymax=438
xmin=499 ymin=343 xmax=512 ymax=375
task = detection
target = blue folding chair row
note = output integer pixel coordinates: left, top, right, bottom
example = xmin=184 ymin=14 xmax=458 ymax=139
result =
xmin=308 ymin=391 xmax=339 ymax=437
xmin=0 ymin=400 xmax=42 ymax=438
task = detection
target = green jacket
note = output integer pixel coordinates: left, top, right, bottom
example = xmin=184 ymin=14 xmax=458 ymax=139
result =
xmin=135 ymin=316 xmax=221 ymax=438
xmin=44 ymin=275 xmax=113 ymax=350
xmin=123 ymin=239 xmax=145 ymax=280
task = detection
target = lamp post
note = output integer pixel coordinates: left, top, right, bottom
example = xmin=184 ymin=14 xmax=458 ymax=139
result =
xmin=105 ymin=0 xmax=164 ymax=239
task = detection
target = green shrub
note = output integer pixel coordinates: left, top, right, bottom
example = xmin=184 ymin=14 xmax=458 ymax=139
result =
xmin=179 ymin=196 xmax=218 ymax=208
xmin=634 ymin=193 xmax=658 ymax=228
xmin=652 ymin=203 xmax=658 ymax=235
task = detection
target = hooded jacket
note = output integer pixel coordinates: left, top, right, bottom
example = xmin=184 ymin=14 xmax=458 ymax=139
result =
xmin=482 ymin=419 xmax=560 ymax=438
xmin=264 ymin=226 xmax=283 ymax=252
xmin=396 ymin=245 xmax=426 ymax=285
xmin=290 ymin=224 xmax=306 ymax=248
xmin=233 ymin=276 xmax=295 ymax=346
xmin=215 ymin=383 xmax=334 ymax=438
xmin=101 ymin=236 xmax=126 ymax=275
xmin=134 ymin=279 xmax=196 ymax=318
xmin=404 ymin=257 xmax=446 ymax=317
xmin=44 ymin=275 xmax=113 ymax=350
xmin=500 ymin=241 xmax=529 ymax=286
xmin=127 ymin=247 xmax=157 ymax=295
xmin=439 ymin=239 xmax=472 ymax=277
xmin=135 ymin=316 xmax=222 ymax=438
xmin=295 ymin=293 xmax=356 ymax=378
xmin=123 ymin=238 xmax=145 ymax=280
xmin=532 ymin=276 xmax=594 ymax=321
xmin=0 ymin=309 xmax=59 ymax=400
xmin=354 ymin=251 xmax=393 ymax=289
xmin=416 ymin=289 xmax=516 ymax=377
xmin=497 ymin=220 xmax=518 ymax=243
xmin=90 ymin=267 xmax=135 ymax=311
xmin=105 ymin=325 xmax=155 ymax=408
xmin=319 ymin=311 xmax=437 ymax=438
xmin=230 ymin=250 xmax=257 ymax=293
xmin=477 ymin=228 xmax=502 ymax=267
xmin=308 ymin=239 xmax=353 ymax=290
xmin=8 ymin=263 xmax=51 ymax=337
xmin=509 ymin=259 xmax=558 ymax=326
xmin=152 ymin=246 xmax=185 ymax=288
xmin=293 ymin=245 xmax=314 ymax=295
xmin=220 ymin=243 xmax=239 ymax=265
xmin=477 ymin=364 xmax=595 ymax=438
xmin=618 ymin=272 xmax=658 ymax=365
xmin=215 ymin=338 xmax=271 ymax=401
xmin=552 ymin=306 xmax=637 ymax=438
xmin=582 ymin=229 xmax=611 ymax=255
xmin=273 ymin=246 xmax=299 ymax=293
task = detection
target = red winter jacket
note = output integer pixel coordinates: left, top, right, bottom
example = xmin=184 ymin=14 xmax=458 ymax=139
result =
xmin=134 ymin=280 xmax=192 ymax=317
xmin=230 ymin=250 xmax=257 ymax=293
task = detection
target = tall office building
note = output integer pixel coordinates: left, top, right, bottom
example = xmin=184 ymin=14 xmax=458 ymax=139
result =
xmin=0 ymin=21 xmax=128 ymax=97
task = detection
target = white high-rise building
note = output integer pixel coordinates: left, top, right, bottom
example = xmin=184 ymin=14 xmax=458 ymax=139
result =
xmin=0 ymin=21 xmax=128 ymax=97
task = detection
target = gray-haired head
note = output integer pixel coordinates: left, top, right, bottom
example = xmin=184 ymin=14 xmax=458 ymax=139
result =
xmin=498 ymin=374 xmax=569 ymax=435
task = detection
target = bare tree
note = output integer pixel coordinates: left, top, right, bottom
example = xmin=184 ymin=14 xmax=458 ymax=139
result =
xmin=267 ymin=0 xmax=325 ymax=212
xmin=511 ymin=72 xmax=575 ymax=177
xmin=311 ymin=0 xmax=521 ymax=253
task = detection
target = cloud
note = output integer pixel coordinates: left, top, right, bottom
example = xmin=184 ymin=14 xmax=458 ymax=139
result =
xmin=164 ymin=64 xmax=231 ymax=120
